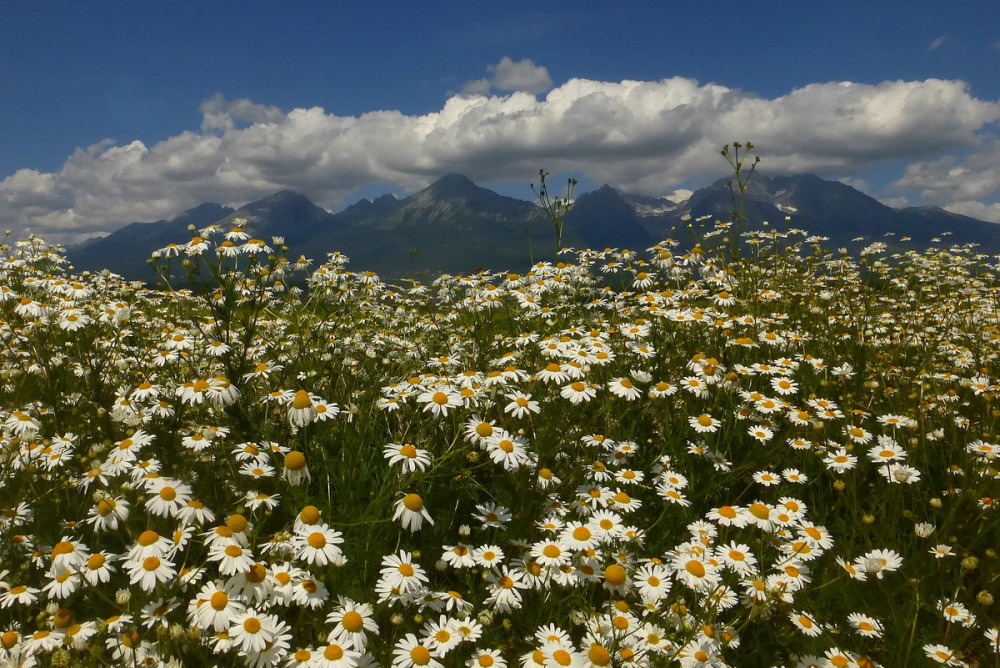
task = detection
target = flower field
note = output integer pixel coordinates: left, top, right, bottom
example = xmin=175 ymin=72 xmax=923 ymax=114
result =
xmin=0 ymin=217 xmax=998 ymax=667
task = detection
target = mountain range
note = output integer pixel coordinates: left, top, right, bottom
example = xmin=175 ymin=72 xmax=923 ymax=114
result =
xmin=66 ymin=173 xmax=1000 ymax=283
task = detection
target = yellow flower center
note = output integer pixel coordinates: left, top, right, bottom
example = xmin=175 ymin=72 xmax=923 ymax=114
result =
xmin=410 ymin=645 xmax=432 ymax=666
xmin=284 ymin=451 xmax=306 ymax=471
xmin=685 ymin=560 xmax=706 ymax=578
xmin=402 ymin=494 xmax=423 ymax=512
xmin=604 ymin=564 xmax=627 ymax=585
xmin=292 ymin=390 xmax=313 ymax=409
xmin=341 ymin=610 xmax=364 ymax=633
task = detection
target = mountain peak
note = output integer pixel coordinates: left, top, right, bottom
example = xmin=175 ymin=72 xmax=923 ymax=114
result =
xmin=425 ymin=173 xmax=481 ymax=199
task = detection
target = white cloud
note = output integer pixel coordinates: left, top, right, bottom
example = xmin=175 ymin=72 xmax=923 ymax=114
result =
xmin=928 ymin=34 xmax=948 ymax=51
xmin=838 ymin=177 xmax=870 ymax=193
xmin=891 ymin=140 xmax=1000 ymax=211
xmin=667 ymin=188 xmax=693 ymax=204
xmin=462 ymin=57 xmax=553 ymax=95
xmin=199 ymin=93 xmax=285 ymax=132
xmin=943 ymin=200 xmax=1000 ymax=223
xmin=2 ymin=76 xmax=999 ymax=243
xmin=881 ymin=196 xmax=911 ymax=209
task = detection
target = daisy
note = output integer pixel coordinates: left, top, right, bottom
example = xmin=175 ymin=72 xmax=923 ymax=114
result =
xmin=282 ymin=450 xmax=310 ymax=486
xmin=537 ymin=467 xmax=562 ymax=489
xmin=671 ymin=553 xmax=720 ymax=595
xmin=754 ymin=397 xmax=783 ymax=414
xmin=124 ymin=553 xmax=177 ymax=593
xmin=314 ymin=641 xmax=362 ymax=668
xmin=463 ymin=416 xmax=497 ymax=445
xmin=313 ymin=400 xmax=340 ymax=423
xmin=560 ymin=381 xmax=597 ymax=404
xmin=845 ymin=425 xmax=873 ymax=444
xmin=209 ymin=543 xmax=257 ymax=576
xmin=530 ymin=538 xmax=571 ymax=568
xmin=939 ymin=600 xmax=972 ymax=625
xmin=472 ymin=545 xmax=505 ymax=570
xmin=718 ymin=542 xmax=757 ymax=575
xmin=929 ymin=544 xmax=954 ymax=559
xmin=634 ymin=562 xmax=672 ymax=603
xmin=484 ymin=566 xmax=529 ymax=613
xmin=647 ymin=381 xmax=677 ymax=398
xmin=608 ymin=490 xmax=642 ymax=513
xmin=393 ymin=493 xmax=435 ymax=532
xmin=485 ymin=434 xmax=530 ymax=471
xmin=880 ymin=463 xmax=922 ymax=484
xmin=847 ymin=612 xmax=883 ymax=638
xmin=82 ymin=551 xmax=117 ymax=586
xmin=393 ymin=633 xmax=443 ymax=668
xmin=689 ymin=414 xmax=720 ymax=433
xmin=229 ymin=609 xmax=279 ymax=655
xmin=745 ymin=502 xmax=776 ymax=531
xmin=0 ymin=584 xmax=38 ymax=608
xmin=788 ymin=610 xmax=823 ymax=637
xmin=782 ymin=468 xmax=807 ymax=483
xmin=244 ymin=491 xmax=280 ymax=512
xmin=771 ymin=377 xmax=798 ymax=395
xmin=607 ymin=378 xmax=642 ymax=401
xmin=326 ymin=597 xmax=379 ymax=651
xmin=923 ymin=643 xmax=962 ymax=666
xmin=441 ymin=544 xmax=476 ymax=569
xmin=417 ymin=388 xmax=463 ymax=417
xmin=49 ymin=536 xmax=89 ymax=573
xmin=555 ymin=521 xmax=594 ymax=552
xmin=379 ymin=551 xmax=429 ymax=595
xmin=857 ymin=548 xmax=902 ymax=580
xmin=984 ymin=627 xmax=1000 ymax=654
xmin=752 ymin=471 xmax=781 ymax=487
xmin=42 ymin=567 xmax=81 ymax=599
xmin=877 ymin=413 xmax=911 ymax=428
xmin=422 ymin=615 xmax=462 ymax=657
xmin=127 ymin=529 xmax=171 ymax=561
xmin=439 ymin=590 xmax=475 ymax=616
xmin=383 ymin=443 xmax=432 ymax=473
xmin=504 ymin=392 xmax=541 ymax=417
xmin=293 ymin=524 xmax=346 ymax=566
xmin=292 ymin=578 xmax=330 ymax=609
xmin=472 ymin=503 xmax=511 ymax=529
xmin=22 ymin=628 xmax=64 ymax=654
xmin=577 ymin=485 xmax=614 ymax=511
xmin=189 ymin=580 xmax=246 ymax=631
xmin=707 ymin=505 xmax=748 ymax=528
xmin=615 ymin=468 xmax=644 ymax=486
xmin=288 ymin=390 xmax=319 ymax=428
xmin=835 ymin=556 xmax=868 ymax=582
xmin=823 ymin=448 xmax=857 ymax=474
xmin=680 ymin=376 xmax=710 ymax=398
xmin=796 ymin=524 xmax=834 ymax=550
xmin=467 ymin=649 xmax=507 ymax=668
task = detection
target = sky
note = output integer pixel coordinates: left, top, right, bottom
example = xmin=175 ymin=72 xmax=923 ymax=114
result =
xmin=2 ymin=0 xmax=1000 ymax=244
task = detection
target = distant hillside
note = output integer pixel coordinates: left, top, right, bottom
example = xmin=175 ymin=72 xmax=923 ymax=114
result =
xmin=66 ymin=173 xmax=1000 ymax=283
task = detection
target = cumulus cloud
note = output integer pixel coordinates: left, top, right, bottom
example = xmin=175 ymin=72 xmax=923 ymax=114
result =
xmin=943 ymin=200 xmax=1000 ymax=223
xmin=1 ymin=75 xmax=999 ymax=242
xmin=462 ymin=57 xmax=553 ymax=95
xmin=199 ymin=93 xmax=286 ymax=132
xmin=891 ymin=140 xmax=1000 ymax=221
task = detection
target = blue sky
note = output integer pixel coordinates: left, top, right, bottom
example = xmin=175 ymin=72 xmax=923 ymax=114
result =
xmin=2 ymin=1 xmax=999 ymax=243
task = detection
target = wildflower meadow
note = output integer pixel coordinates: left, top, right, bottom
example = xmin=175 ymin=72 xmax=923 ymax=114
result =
xmin=1 ymin=156 xmax=999 ymax=667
